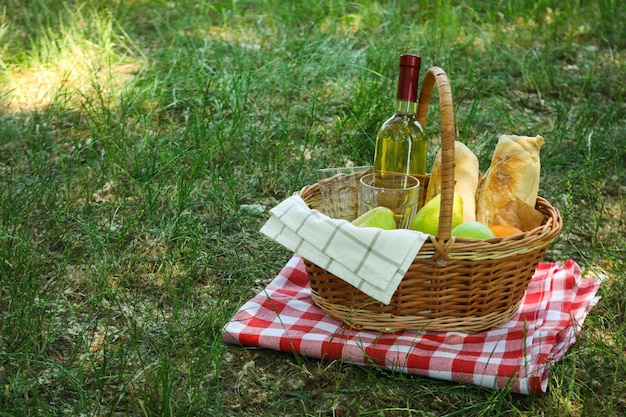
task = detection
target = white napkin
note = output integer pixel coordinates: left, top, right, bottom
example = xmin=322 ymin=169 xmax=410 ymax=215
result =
xmin=260 ymin=195 xmax=429 ymax=305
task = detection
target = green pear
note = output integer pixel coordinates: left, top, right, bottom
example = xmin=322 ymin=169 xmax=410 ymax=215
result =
xmin=451 ymin=221 xmax=496 ymax=239
xmin=352 ymin=207 xmax=396 ymax=230
xmin=410 ymin=192 xmax=463 ymax=236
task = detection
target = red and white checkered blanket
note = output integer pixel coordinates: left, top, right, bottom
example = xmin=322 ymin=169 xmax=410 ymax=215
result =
xmin=222 ymin=255 xmax=602 ymax=394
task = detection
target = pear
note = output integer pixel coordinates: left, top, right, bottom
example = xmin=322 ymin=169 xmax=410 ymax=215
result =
xmin=352 ymin=207 xmax=396 ymax=230
xmin=410 ymin=192 xmax=463 ymax=236
xmin=451 ymin=221 xmax=496 ymax=239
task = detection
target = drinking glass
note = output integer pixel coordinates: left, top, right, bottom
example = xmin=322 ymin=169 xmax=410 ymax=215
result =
xmin=358 ymin=172 xmax=420 ymax=229
xmin=317 ymin=166 xmax=373 ymax=221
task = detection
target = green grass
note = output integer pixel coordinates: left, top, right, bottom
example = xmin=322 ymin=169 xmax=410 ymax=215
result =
xmin=1 ymin=0 xmax=625 ymax=415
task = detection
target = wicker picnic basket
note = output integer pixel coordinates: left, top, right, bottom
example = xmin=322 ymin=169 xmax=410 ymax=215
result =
xmin=297 ymin=66 xmax=563 ymax=334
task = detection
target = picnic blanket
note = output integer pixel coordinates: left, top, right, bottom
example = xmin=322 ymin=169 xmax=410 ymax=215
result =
xmin=222 ymin=254 xmax=602 ymax=394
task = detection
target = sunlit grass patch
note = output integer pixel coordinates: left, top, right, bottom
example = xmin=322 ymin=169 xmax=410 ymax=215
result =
xmin=1 ymin=6 xmax=141 ymax=112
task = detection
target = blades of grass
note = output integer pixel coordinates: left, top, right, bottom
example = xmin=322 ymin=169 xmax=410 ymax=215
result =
xmin=2 ymin=0 xmax=625 ymax=415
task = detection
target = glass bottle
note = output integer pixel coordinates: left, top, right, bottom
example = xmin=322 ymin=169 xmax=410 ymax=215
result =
xmin=373 ymin=54 xmax=427 ymax=178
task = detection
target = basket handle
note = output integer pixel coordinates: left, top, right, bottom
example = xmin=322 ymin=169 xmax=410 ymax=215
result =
xmin=416 ymin=67 xmax=456 ymax=241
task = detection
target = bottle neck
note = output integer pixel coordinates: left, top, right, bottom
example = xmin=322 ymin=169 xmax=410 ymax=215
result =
xmin=395 ymin=99 xmax=417 ymax=116
xmin=395 ymin=55 xmax=420 ymax=115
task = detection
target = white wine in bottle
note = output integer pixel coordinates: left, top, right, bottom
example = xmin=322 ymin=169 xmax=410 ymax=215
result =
xmin=373 ymin=54 xmax=427 ymax=178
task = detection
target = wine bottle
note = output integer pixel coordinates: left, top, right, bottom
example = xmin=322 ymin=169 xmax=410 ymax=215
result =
xmin=373 ymin=54 xmax=427 ymax=178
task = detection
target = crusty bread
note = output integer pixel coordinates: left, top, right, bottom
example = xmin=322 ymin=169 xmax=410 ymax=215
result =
xmin=476 ymin=135 xmax=545 ymax=226
xmin=426 ymin=140 xmax=480 ymax=222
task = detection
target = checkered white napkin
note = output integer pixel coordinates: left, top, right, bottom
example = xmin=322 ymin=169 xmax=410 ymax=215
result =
xmin=260 ymin=195 xmax=429 ymax=305
xmin=222 ymin=254 xmax=602 ymax=394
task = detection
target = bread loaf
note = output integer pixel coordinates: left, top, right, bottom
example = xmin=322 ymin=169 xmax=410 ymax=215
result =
xmin=475 ymin=134 xmax=544 ymax=226
xmin=426 ymin=140 xmax=480 ymax=222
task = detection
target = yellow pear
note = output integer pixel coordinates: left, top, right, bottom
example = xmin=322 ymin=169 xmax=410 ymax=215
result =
xmin=410 ymin=192 xmax=463 ymax=236
xmin=352 ymin=207 xmax=396 ymax=230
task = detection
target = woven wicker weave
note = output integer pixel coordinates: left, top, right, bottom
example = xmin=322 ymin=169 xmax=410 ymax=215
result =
xmin=298 ymin=67 xmax=563 ymax=334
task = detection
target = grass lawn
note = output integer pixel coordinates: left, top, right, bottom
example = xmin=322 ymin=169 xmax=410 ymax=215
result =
xmin=1 ymin=0 xmax=625 ymax=415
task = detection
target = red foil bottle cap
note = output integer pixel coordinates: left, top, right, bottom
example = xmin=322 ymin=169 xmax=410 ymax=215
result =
xmin=400 ymin=54 xmax=421 ymax=68
xmin=397 ymin=54 xmax=421 ymax=102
